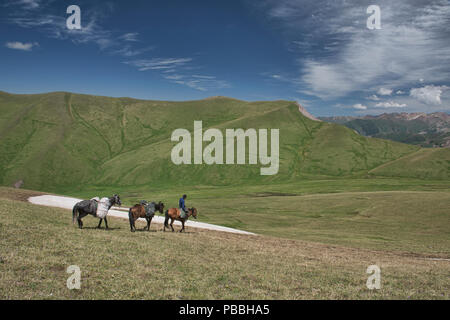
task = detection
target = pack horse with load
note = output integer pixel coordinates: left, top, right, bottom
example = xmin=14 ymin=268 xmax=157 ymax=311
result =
xmin=72 ymin=194 xmax=122 ymax=229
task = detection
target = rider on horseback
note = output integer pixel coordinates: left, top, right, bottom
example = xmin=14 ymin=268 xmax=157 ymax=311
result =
xmin=179 ymin=194 xmax=187 ymax=219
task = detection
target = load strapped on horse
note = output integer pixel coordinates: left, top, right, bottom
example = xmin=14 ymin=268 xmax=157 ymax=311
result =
xmin=89 ymin=197 xmax=112 ymax=219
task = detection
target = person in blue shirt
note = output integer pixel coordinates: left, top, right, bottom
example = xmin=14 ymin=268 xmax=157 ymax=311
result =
xmin=179 ymin=194 xmax=187 ymax=218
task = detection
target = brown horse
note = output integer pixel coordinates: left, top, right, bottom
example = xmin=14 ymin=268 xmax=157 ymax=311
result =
xmin=128 ymin=201 xmax=164 ymax=232
xmin=164 ymin=207 xmax=197 ymax=233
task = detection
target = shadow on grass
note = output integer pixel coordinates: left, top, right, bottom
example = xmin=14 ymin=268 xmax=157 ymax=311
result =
xmin=80 ymin=226 xmax=122 ymax=231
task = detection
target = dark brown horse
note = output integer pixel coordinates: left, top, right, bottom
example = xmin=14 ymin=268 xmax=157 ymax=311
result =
xmin=163 ymin=207 xmax=197 ymax=233
xmin=128 ymin=201 xmax=164 ymax=232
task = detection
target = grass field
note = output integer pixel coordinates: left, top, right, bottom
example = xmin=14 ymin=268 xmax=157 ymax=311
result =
xmin=0 ymin=187 xmax=449 ymax=299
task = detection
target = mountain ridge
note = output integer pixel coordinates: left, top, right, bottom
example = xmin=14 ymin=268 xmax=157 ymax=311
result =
xmin=320 ymin=112 xmax=450 ymax=148
xmin=0 ymin=91 xmax=448 ymax=192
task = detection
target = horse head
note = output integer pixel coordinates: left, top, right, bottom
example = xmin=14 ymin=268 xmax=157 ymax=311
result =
xmin=113 ymin=194 xmax=122 ymax=206
xmin=158 ymin=202 xmax=165 ymax=214
xmin=189 ymin=207 xmax=197 ymax=219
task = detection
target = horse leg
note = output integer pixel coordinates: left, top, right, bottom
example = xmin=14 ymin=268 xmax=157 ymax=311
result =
xmin=77 ymin=212 xmax=88 ymax=229
xmin=170 ymin=218 xmax=174 ymax=232
xmin=180 ymin=220 xmax=185 ymax=233
xmin=104 ymin=217 xmax=109 ymax=230
xmin=149 ymin=217 xmax=153 ymax=231
xmin=97 ymin=218 xmax=103 ymax=229
xmin=163 ymin=211 xmax=169 ymax=232
xmin=132 ymin=217 xmax=136 ymax=232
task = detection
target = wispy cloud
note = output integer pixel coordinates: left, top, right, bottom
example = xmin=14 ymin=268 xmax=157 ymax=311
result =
xmin=113 ymin=45 xmax=154 ymax=57
xmin=257 ymin=0 xmax=450 ymax=106
xmin=367 ymin=94 xmax=380 ymax=101
xmin=3 ymin=0 xmax=41 ymax=10
xmin=7 ymin=12 xmax=115 ymax=49
xmin=16 ymin=0 xmax=40 ymax=9
xmin=119 ymin=33 xmax=139 ymax=42
xmin=124 ymin=58 xmax=229 ymax=90
xmin=173 ymin=77 xmax=230 ymax=91
xmin=5 ymin=41 xmax=38 ymax=51
xmin=5 ymin=2 xmax=147 ymax=54
xmin=166 ymin=73 xmax=230 ymax=91
xmin=124 ymin=58 xmax=193 ymax=71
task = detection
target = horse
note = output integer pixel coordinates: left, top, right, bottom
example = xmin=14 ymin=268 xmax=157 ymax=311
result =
xmin=128 ymin=201 xmax=164 ymax=232
xmin=72 ymin=194 xmax=121 ymax=229
xmin=163 ymin=207 xmax=197 ymax=233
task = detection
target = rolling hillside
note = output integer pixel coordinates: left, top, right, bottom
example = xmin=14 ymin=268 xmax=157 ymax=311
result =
xmin=0 ymin=91 xmax=447 ymax=192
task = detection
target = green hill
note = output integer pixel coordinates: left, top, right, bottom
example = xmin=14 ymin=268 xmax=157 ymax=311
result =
xmin=369 ymin=148 xmax=450 ymax=179
xmin=0 ymin=91 xmax=447 ymax=192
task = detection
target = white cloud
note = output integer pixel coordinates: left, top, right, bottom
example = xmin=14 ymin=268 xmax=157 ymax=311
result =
xmin=353 ymin=103 xmax=367 ymax=110
xmin=375 ymin=101 xmax=407 ymax=108
xmin=124 ymin=58 xmax=192 ymax=71
xmin=119 ymin=33 xmax=139 ymax=42
xmin=164 ymin=74 xmax=185 ymax=80
xmin=126 ymin=58 xmax=229 ymax=91
xmin=4 ymin=0 xmax=40 ymax=10
xmin=21 ymin=0 xmax=39 ymax=9
xmin=173 ymin=76 xmax=230 ymax=92
xmin=192 ymin=75 xmax=216 ymax=80
xmin=367 ymin=94 xmax=380 ymax=101
xmin=113 ymin=45 xmax=153 ymax=57
xmin=410 ymin=85 xmax=447 ymax=105
xmin=6 ymin=3 xmax=136 ymax=52
xmin=258 ymin=0 xmax=450 ymax=102
xmin=396 ymin=90 xmax=405 ymax=95
xmin=377 ymin=88 xmax=393 ymax=96
xmin=5 ymin=41 xmax=38 ymax=51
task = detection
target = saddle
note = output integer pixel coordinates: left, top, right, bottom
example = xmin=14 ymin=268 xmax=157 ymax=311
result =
xmin=140 ymin=200 xmax=156 ymax=218
xmin=179 ymin=208 xmax=187 ymax=219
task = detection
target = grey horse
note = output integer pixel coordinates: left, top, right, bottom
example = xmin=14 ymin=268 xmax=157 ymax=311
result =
xmin=72 ymin=194 xmax=121 ymax=229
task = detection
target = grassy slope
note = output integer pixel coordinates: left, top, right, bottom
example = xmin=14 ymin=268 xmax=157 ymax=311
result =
xmin=3 ymin=91 xmax=445 ymax=193
xmin=369 ymin=148 xmax=450 ymax=179
xmin=0 ymin=188 xmax=448 ymax=299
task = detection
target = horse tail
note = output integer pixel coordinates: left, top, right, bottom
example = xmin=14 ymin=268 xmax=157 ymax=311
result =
xmin=164 ymin=210 xmax=169 ymax=227
xmin=72 ymin=204 xmax=78 ymax=224
xmin=128 ymin=207 xmax=133 ymax=222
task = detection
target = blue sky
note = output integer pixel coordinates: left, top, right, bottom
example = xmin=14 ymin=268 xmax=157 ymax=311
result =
xmin=1 ymin=0 xmax=449 ymax=116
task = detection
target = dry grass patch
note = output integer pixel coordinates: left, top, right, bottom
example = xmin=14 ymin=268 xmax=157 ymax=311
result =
xmin=0 ymin=193 xmax=449 ymax=300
